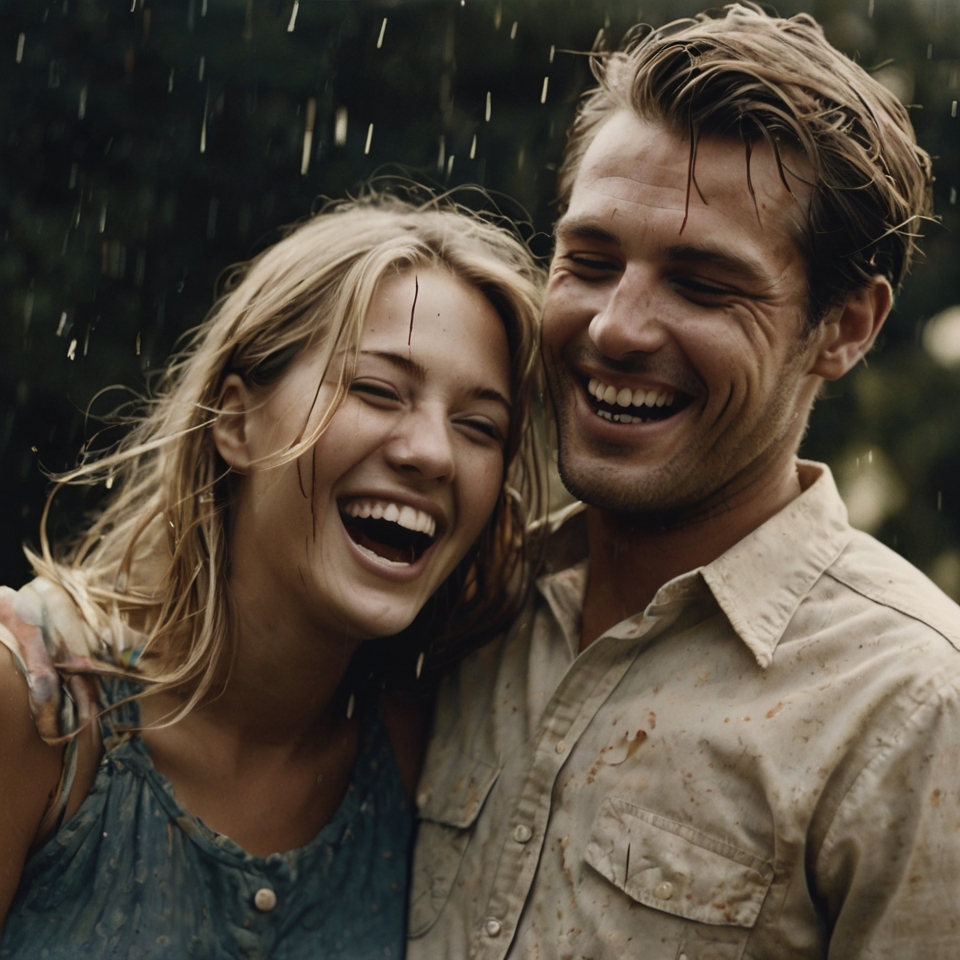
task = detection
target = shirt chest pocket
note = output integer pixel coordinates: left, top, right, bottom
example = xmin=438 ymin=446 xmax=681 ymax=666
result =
xmin=584 ymin=797 xmax=774 ymax=960
xmin=408 ymin=754 xmax=500 ymax=938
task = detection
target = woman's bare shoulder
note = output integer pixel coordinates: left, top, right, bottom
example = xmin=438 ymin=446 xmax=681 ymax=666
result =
xmin=0 ymin=642 xmax=64 ymax=928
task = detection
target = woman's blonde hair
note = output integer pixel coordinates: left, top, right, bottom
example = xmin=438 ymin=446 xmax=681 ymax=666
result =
xmin=30 ymin=193 xmax=547 ymax=714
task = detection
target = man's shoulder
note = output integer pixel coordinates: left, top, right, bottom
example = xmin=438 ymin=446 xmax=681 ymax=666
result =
xmin=822 ymin=527 xmax=960 ymax=654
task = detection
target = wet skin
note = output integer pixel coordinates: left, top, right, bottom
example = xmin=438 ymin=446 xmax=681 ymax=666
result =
xmin=543 ymin=111 xmax=890 ymax=645
xmin=221 ymin=266 xmax=512 ymax=651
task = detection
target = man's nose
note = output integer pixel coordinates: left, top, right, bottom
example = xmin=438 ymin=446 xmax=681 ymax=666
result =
xmin=382 ymin=406 xmax=456 ymax=482
xmin=587 ymin=268 xmax=670 ymax=360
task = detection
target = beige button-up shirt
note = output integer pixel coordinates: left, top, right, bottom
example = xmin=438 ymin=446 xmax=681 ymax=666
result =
xmin=408 ymin=462 xmax=960 ymax=960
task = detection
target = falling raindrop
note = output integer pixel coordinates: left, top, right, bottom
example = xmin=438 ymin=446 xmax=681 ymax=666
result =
xmin=541 ymin=76 xmax=549 ymax=104
xmin=346 ymin=693 xmax=355 ymax=720
xmin=364 ymin=123 xmax=373 ymax=155
xmin=470 ymin=134 xmax=477 ymax=159
xmin=301 ymin=97 xmax=316 ymax=175
xmin=510 ymin=21 xmax=517 ymax=40
xmin=168 ymin=68 xmax=174 ymax=93
xmin=868 ymin=0 xmax=874 ymax=15
xmin=334 ymin=106 xmax=347 ymax=146
xmin=415 ymin=651 xmax=425 ymax=679
xmin=377 ymin=17 xmax=387 ymax=49
xmin=287 ymin=1 xmax=299 ymax=33
xmin=198 ymin=56 xmax=205 ymax=82
xmin=15 ymin=33 xmax=25 ymax=63
xmin=493 ymin=3 xmax=501 ymax=30
xmin=517 ymin=145 xmax=525 ymax=170
xmin=952 ymin=101 xmax=958 ymax=118
xmin=67 ymin=339 xmax=77 ymax=360
xmin=201 ymin=0 xmax=207 ymax=15
xmin=78 ymin=84 xmax=87 ymax=119
xmin=549 ymin=44 xmax=555 ymax=64
xmin=437 ymin=135 xmax=446 ymax=172
xmin=99 ymin=204 xmax=107 ymax=233
xmin=200 ymin=88 xmax=209 ymax=153
xmin=951 ymin=187 xmax=956 ymax=205
xmin=446 ymin=155 xmax=455 ymax=176
xmin=485 ymin=91 xmax=491 ymax=121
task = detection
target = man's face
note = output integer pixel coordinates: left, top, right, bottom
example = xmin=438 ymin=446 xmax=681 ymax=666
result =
xmin=542 ymin=110 xmax=824 ymax=520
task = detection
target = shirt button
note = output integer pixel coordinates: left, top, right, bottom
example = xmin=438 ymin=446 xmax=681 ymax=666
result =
xmin=483 ymin=918 xmax=502 ymax=937
xmin=555 ymin=740 xmax=567 ymax=755
xmin=513 ymin=824 xmax=533 ymax=843
xmin=253 ymin=887 xmax=277 ymax=912
xmin=654 ymin=881 xmax=674 ymax=901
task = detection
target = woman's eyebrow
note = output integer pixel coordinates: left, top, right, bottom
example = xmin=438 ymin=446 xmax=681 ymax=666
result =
xmin=359 ymin=350 xmax=512 ymax=412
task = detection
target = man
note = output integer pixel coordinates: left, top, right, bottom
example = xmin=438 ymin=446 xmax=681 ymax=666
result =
xmin=408 ymin=5 xmax=960 ymax=959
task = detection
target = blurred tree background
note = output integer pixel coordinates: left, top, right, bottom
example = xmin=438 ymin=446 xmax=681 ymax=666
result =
xmin=1 ymin=0 xmax=959 ymax=594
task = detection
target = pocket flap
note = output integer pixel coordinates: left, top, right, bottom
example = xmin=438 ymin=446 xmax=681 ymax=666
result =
xmin=416 ymin=749 xmax=500 ymax=829
xmin=585 ymin=798 xmax=774 ymax=928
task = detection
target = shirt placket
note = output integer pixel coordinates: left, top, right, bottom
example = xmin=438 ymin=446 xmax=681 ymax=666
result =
xmin=470 ymin=611 xmax=675 ymax=960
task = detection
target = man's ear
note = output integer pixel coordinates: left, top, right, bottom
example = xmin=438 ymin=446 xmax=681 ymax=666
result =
xmin=808 ymin=276 xmax=893 ymax=381
xmin=212 ymin=373 xmax=255 ymax=474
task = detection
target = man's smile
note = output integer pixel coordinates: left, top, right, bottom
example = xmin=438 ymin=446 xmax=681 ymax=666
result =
xmin=585 ymin=375 xmax=693 ymax=424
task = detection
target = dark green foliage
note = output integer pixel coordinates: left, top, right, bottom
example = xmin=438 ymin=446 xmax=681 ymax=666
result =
xmin=2 ymin=0 xmax=959 ymax=594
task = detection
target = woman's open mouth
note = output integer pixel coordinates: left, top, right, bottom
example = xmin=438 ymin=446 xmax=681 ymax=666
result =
xmin=339 ymin=499 xmax=439 ymax=566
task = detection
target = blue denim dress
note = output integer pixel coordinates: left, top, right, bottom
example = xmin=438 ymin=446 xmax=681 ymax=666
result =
xmin=0 ymin=589 xmax=413 ymax=960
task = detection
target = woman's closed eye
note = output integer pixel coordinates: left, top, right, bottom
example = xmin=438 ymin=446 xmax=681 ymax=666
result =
xmin=349 ymin=379 xmax=402 ymax=403
xmin=457 ymin=415 xmax=507 ymax=445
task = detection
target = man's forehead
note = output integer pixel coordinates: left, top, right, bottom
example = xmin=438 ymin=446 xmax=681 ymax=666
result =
xmin=562 ymin=111 xmax=812 ymax=247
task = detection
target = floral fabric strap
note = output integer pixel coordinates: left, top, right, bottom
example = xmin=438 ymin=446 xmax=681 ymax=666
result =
xmin=0 ymin=580 xmax=102 ymax=836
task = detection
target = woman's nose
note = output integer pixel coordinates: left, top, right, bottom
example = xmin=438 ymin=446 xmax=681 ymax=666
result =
xmin=588 ymin=269 xmax=670 ymax=361
xmin=382 ymin=407 xmax=456 ymax=482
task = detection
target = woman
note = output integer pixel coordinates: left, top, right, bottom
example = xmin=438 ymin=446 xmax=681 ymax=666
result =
xmin=0 ymin=195 xmax=545 ymax=958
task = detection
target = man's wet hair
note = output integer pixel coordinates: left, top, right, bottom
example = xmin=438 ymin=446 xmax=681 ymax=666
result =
xmin=558 ymin=2 xmax=934 ymax=323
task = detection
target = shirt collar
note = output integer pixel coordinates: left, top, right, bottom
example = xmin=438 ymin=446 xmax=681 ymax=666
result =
xmin=700 ymin=460 xmax=851 ymax=668
xmin=535 ymin=460 xmax=852 ymax=669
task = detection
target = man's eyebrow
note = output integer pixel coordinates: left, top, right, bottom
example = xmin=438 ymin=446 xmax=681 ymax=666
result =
xmin=360 ymin=350 xmax=512 ymax=412
xmin=554 ymin=217 xmax=622 ymax=246
xmin=664 ymin=243 xmax=768 ymax=284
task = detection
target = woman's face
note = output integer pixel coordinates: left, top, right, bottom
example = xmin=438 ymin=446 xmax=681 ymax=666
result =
xmin=217 ymin=266 xmax=513 ymax=646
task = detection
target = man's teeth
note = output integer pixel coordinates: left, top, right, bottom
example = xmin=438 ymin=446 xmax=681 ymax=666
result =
xmin=587 ymin=377 xmax=675 ymax=410
xmin=342 ymin=500 xmax=437 ymax=538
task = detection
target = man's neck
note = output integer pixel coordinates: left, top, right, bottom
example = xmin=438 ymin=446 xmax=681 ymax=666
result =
xmin=580 ymin=458 xmax=805 ymax=650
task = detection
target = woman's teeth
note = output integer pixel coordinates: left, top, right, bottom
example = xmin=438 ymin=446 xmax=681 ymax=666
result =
xmin=588 ymin=377 xmax=675 ymax=410
xmin=342 ymin=499 xmax=437 ymax=538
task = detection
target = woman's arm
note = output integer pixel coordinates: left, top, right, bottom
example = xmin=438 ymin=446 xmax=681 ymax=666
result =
xmin=0 ymin=645 xmax=64 ymax=932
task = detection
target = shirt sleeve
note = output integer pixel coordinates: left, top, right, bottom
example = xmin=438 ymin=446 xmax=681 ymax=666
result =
xmin=816 ymin=669 xmax=960 ymax=958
